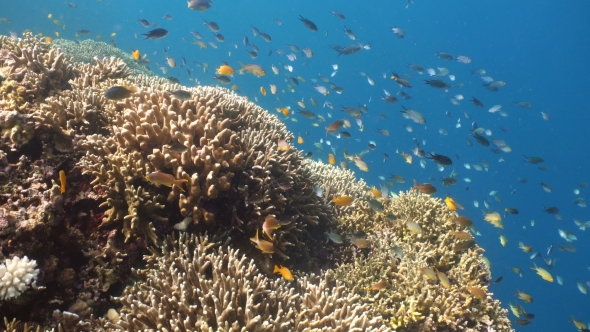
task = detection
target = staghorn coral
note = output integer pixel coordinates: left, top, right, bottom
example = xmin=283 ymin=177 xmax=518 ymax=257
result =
xmin=93 ymin=232 xmax=390 ymax=332
xmin=333 ymin=190 xmax=513 ymax=332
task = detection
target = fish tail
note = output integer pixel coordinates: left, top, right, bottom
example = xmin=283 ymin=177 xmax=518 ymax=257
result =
xmin=173 ymin=179 xmax=188 ymax=192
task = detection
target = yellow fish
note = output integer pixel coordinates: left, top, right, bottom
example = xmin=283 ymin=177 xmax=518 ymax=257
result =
xmin=274 ymin=265 xmax=293 ymax=281
xmin=297 ymin=136 xmax=304 ymax=144
xmin=499 ymin=234 xmax=507 ymax=247
xmin=515 ymin=289 xmax=533 ymax=303
xmin=328 ymin=153 xmax=336 ymax=165
xmin=216 ymin=64 xmax=234 ymax=75
xmin=131 ymin=49 xmax=140 ymax=61
xmin=332 ymin=195 xmax=353 ymax=206
xmin=466 ymin=285 xmax=486 ymax=299
xmin=260 ymin=86 xmax=267 ymax=96
xmin=146 ymin=172 xmax=188 ymax=192
xmin=531 ymin=262 xmax=553 ymax=282
xmin=250 ymin=229 xmax=274 ymax=254
xmin=444 ymin=196 xmax=464 ymax=211
xmin=370 ymin=187 xmax=382 ymax=198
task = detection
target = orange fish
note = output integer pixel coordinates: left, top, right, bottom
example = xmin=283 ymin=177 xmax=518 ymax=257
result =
xmin=332 ymin=195 xmax=353 ymax=206
xmin=297 ymin=136 xmax=304 ymax=144
xmin=277 ymin=139 xmax=290 ymax=151
xmin=370 ymin=187 xmax=382 ymax=198
xmin=260 ymin=86 xmax=267 ymax=96
xmin=146 ymin=172 xmax=189 ymax=192
xmin=131 ymin=49 xmax=140 ymax=61
xmin=274 ymin=265 xmax=293 ymax=281
xmin=231 ymin=85 xmax=239 ymax=91
xmin=444 ymin=196 xmax=464 ymax=211
xmin=328 ymin=153 xmax=336 ymax=165
xmin=325 ymin=120 xmax=344 ymax=134
xmin=216 ymin=64 xmax=234 ymax=75
xmin=250 ymin=229 xmax=274 ymax=254
xmin=262 ymin=215 xmax=281 ymax=239
xmin=59 ymin=170 xmax=66 ymax=194
xmin=44 ymin=36 xmax=53 ymax=43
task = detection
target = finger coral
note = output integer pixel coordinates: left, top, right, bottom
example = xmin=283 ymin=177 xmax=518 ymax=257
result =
xmin=0 ymin=256 xmax=40 ymax=300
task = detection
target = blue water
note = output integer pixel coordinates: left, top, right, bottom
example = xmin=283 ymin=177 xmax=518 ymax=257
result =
xmin=4 ymin=0 xmax=590 ymax=330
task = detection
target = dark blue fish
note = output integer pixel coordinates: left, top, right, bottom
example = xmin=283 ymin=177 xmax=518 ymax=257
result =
xmin=142 ymin=28 xmax=168 ymax=40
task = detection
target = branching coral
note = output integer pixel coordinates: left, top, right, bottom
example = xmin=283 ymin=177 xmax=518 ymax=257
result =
xmin=0 ymin=32 xmax=512 ymax=331
xmin=96 ymin=233 xmax=390 ymax=332
xmin=333 ymin=190 xmax=513 ymax=332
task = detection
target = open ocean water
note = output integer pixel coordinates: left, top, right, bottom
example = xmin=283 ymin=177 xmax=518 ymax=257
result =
xmin=2 ymin=0 xmax=590 ymax=330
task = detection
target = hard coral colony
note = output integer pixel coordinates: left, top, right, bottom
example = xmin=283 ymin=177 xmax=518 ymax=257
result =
xmin=0 ymin=33 xmax=512 ymax=331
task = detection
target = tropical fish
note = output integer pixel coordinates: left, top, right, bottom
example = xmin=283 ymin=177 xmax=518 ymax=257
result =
xmin=263 ymin=215 xmax=281 ymax=239
xmin=274 ymin=265 xmax=293 ymax=281
xmin=104 ymin=86 xmax=137 ymax=100
xmin=444 ymin=197 xmax=464 ymax=211
xmin=250 ymin=229 xmax=274 ymax=254
xmin=466 ymin=285 xmax=486 ymax=299
xmin=188 ymin=0 xmax=212 ymax=11
xmin=400 ymin=107 xmax=425 ymax=124
xmin=531 ymin=263 xmax=553 ymax=282
xmin=452 ymin=216 xmax=473 ymax=228
xmin=142 ymin=28 xmax=168 ymax=39
xmin=299 ymin=15 xmax=318 ymax=32
xmin=146 ymin=172 xmax=188 ymax=192
xmin=427 ymin=153 xmax=452 ymax=166
xmin=203 ymin=20 xmax=220 ymax=32
xmin=238 ymin=63 xmax=266 ymax=76
xmin=59 ymin=170 xmax=66 ymax=194
xmin=216 ymin=64 xmax=234 ymax=75
xmin=406 ymin=221 xmax=422 ymax=234
xmin=391 ymin=72 xmax=411 ymax=88
xmin=412 ymin=179 xmax=437 ymax=195
xmin=367 ymin=280 xmax=387 ymax=291
xmin=332 ymin=195 xmax=353 ymax=206
xmin=515 ymin=290 xmax=533 ymax=303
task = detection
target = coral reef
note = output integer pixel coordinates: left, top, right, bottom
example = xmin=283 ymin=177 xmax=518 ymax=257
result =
xmin=83 ymin=233 xmax=390 ymax=332
xmin=0 ymin=32 xmax=512 ymax=332
xmin=333 ymin=190 xmax=512 ymax=332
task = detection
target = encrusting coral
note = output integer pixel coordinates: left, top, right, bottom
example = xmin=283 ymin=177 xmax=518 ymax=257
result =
xmin=0 ymin=32 xmax=512 ymax=331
